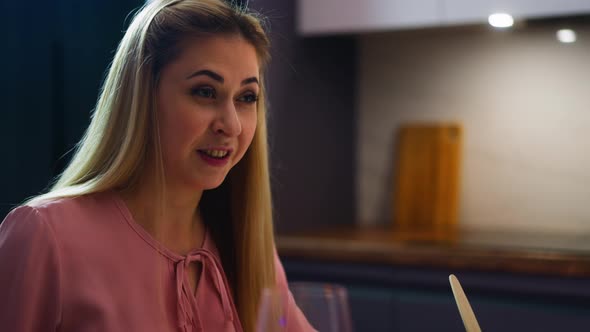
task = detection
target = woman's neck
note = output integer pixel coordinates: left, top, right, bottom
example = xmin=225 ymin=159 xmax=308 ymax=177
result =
xmin=119 ymin=179 xmax=206 ymax=255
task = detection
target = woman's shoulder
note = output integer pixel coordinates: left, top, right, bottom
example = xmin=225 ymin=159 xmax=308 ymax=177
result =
xmin=27 ymin=190 xmax=114 ymax=217
xmin=2 ymin=195 xmax=77 ymax=231
xmin=273 ymin=247 xmax=289 ymax=287
xmin=25 ymin=191 xmax=104 ymax=211
xmin=0 ymin=203 xmax=64 ymax=261
xmin=2 ymin=191 xmax=119 ymax=238
xmin=21 ymin=195 xmax=75 ymax=216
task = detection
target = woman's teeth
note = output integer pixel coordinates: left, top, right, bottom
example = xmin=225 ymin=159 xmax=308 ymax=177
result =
xmin=203 ymin=150 xmax=228 ymax=158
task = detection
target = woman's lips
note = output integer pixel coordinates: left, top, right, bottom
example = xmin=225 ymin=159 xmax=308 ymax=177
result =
xmin=197 ymin=149 xmax=231 ymax=167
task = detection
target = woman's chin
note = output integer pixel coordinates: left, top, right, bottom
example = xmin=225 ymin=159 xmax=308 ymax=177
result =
xmin=194 ymin=178 xmax=226 ymax=191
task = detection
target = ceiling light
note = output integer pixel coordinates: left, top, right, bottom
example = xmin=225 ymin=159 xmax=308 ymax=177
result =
xmin=488 ymin=13 xmax=514 ymax=28
xmin=556 ymin=29 xmax=577 ymax=43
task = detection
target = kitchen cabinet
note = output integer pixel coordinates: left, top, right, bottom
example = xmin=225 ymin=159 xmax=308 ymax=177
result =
xmin=444 ymin=0 xmax=590 ymax=25
xmin=298 ymin=0 xmax=590 ymax=35
xmin=297 ymin=0 xmax=442 ymax=35
xmin=283 ymin=259 xmax=590 ymax=332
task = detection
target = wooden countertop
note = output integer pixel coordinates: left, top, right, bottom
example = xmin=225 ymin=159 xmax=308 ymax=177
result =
xmin=276 ymin=227 xmax=590 ymax=278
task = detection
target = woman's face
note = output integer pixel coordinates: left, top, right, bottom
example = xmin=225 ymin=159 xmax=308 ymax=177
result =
xmin=155 ymin=34 xmax=260 ymax=192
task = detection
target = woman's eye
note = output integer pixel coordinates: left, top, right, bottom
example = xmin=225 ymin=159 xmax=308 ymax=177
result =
xmin=191 ymin=86 xmax=216 ymax=99
xmin=237 ymin=93 xmax=258 ymax=104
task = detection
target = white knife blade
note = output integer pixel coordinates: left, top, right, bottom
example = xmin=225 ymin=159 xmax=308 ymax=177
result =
xmin=449 ymin=274 xmax=482 ymax=332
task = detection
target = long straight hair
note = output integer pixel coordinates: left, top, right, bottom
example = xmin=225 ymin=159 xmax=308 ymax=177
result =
xmin=29 ymin=0 xmax=275 ymax=330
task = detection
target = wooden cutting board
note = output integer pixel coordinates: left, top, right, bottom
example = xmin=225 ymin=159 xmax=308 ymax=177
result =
xmin=392 ymin=123 xmax=462 ymax=234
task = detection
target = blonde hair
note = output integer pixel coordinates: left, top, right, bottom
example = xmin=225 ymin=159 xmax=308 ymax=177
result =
xmin=29 ymin=0 xmax=275 ymax=330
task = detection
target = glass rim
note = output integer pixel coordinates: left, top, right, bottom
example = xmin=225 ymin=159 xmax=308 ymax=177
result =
xmin=288 ymin=282 xmax=349 ymax=296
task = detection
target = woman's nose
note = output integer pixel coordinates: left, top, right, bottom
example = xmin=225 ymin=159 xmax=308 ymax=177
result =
xmin=212 ymin=101 xmax=242 ymax=136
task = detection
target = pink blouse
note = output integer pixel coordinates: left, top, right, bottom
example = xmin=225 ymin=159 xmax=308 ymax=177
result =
xmin=0 ymin=192 xmax=315 ymax=332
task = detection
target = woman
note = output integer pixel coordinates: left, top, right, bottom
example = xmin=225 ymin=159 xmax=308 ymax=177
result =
xmin=0 ymin=0 xmax=314 ymax=331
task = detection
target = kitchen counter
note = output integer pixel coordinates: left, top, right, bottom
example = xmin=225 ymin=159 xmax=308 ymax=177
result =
xmin=277 ymin=227 xmax=590 ymax=331
xmin=276 ymin=227 xmax=590 ymax=278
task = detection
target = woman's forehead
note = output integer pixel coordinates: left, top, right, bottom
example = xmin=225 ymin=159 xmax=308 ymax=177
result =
xmin=168 ymin=34 xmax=260 ymax=80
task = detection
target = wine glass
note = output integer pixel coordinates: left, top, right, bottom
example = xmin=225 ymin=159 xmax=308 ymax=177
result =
xmin=256 ymin=282 xmax=353 ymax=332
xmin=289 ymin=282 xmax=354 ymax=332
xmin=256 ymin=286 xmax=289 ymax=332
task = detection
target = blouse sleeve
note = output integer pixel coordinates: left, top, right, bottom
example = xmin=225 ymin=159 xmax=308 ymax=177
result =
xmin=0 ymin=205 xmax=62 ymax=331
xmin=274 ymin=249 xmax=317 ymax=332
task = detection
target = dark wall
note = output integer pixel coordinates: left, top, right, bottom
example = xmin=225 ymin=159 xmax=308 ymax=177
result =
xmin=1 ymin=0 xmax=145 ymax=218
xmin=1 ymin=1 xmax=57 ymax=216
xmin=251 ymin=0 xmax=358 ymax=232
xmin=1 ymin=0 xmax=357 ymax=231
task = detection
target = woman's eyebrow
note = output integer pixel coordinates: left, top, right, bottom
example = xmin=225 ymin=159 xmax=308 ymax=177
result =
xmin=186 ymin=69 xmax=258 ymax=86
xmin=242 ymin=77 xmax=259 ymax=86
xmin=186 ymin=69 xmax=224 ymax=82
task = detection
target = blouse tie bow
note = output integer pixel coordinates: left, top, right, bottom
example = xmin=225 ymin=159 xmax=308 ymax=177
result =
xmin=174 ymin=249 xmax=235 ymax=332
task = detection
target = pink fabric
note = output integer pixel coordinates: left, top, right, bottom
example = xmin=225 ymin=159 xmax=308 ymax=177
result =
xmin=0 ymin=192 xmax=315 ymax=332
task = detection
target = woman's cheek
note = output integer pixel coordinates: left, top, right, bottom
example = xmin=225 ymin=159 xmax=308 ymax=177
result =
xmin=235 ymin=114 xmax=257 ymax=163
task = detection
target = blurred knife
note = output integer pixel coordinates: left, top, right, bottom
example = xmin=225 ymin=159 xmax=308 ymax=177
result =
xmin=449 ymin=274 xmax=482 ymax=332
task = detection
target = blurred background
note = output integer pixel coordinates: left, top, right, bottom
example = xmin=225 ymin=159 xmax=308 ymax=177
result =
xmin=2 ymin=0 xmax=590 ymax=331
